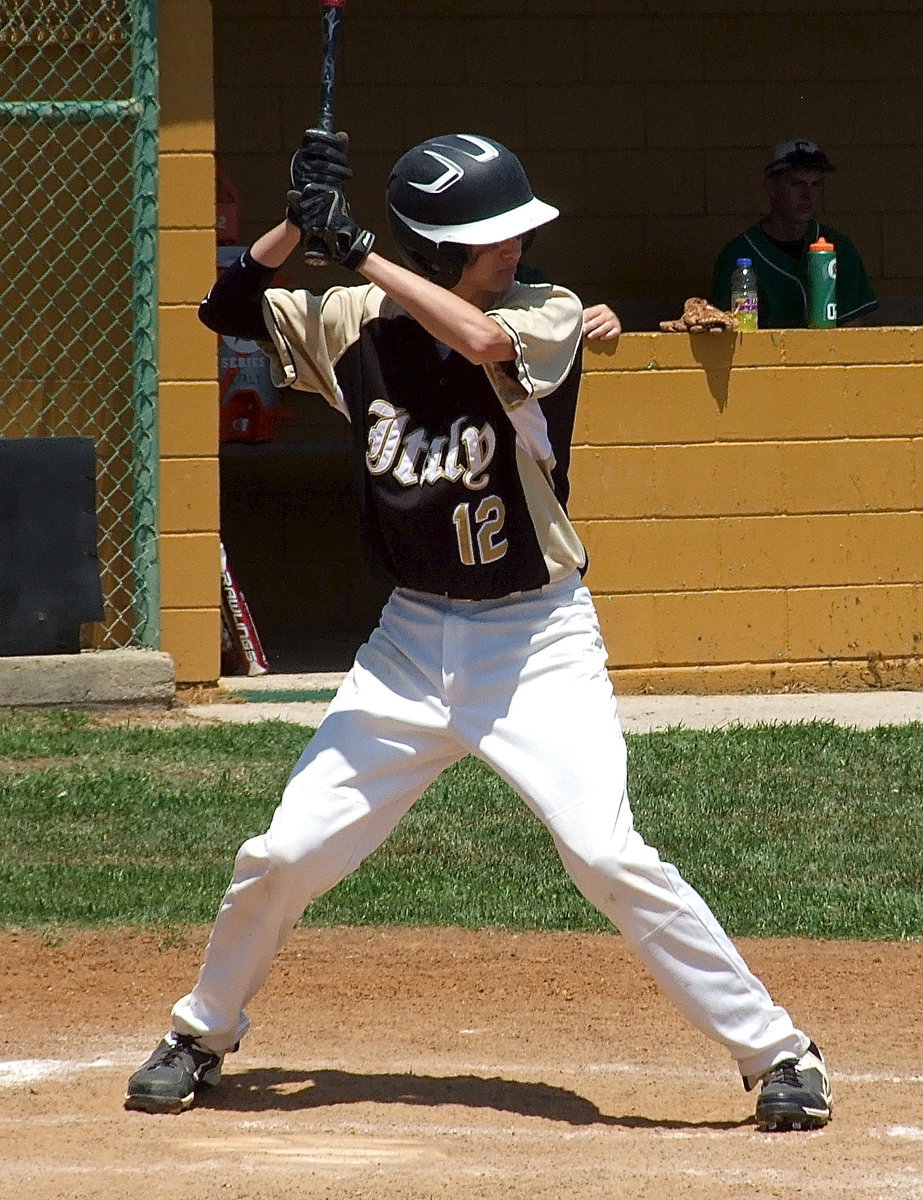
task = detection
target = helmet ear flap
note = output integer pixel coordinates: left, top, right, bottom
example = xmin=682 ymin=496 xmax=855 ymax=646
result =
xmin=438 ymin=241 xmax=469 ymax=286
xmin=387 ymin=207 xmax=470 ymax=288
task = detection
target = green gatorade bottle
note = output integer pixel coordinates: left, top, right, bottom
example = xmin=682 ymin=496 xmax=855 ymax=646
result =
xmin=807 ymin=236 xmax=837 ymax=328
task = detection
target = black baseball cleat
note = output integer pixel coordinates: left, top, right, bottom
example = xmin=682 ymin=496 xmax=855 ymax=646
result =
xmin=125 ymin=1032 xmax=225 ymax=1114
xmin=754 ymin=1041 xmax=832 ymax=1131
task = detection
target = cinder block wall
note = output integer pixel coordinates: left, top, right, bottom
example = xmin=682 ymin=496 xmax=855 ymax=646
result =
xmin=158 ymin=0 xmax=222 ymax=683
xmin=574 ymin=328 xmax=923 ymax=693
xmin=215 ymin=0 xmax=922 ymax=328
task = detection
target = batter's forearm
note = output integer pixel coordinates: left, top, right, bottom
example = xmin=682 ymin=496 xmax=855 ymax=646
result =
xmin=357 ymin=252 xmax=516 ymax=365
xmin=250 ymin=220 xmax=304 ymax=269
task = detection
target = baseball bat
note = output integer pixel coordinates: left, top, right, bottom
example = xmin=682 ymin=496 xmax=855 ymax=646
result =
xmin=219 ymin=543 xmax=268 ymax=677
xmin=303 ymin=0 xmax=347 ymax=263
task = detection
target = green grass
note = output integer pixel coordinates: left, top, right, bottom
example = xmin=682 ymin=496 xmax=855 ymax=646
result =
xmin=1 ymin=708 xmax=921 ymax=938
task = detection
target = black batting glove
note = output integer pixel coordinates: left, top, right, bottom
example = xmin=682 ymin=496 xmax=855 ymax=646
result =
xmin=286 ymin=183 xmax=375 ymax=271
xmin=290 ymin=128 xmax=352 ymax=190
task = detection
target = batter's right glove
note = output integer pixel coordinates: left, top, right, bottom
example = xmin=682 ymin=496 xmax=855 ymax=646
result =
xmin=286 ymin=182 xmax=375 ymax=271
xmin=290 ymin=128 xmax=352 ymax=190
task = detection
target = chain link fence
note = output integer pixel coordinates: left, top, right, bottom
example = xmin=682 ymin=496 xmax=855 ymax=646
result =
xmin=0 ymin=0 xmax=159 ymax=650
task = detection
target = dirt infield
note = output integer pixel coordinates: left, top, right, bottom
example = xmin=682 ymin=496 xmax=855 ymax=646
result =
xmin=2 ymin=926 xmax=922 ymax=1200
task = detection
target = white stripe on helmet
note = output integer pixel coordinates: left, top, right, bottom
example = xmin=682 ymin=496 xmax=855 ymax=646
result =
xmin=408 ymin=136 xmax=502 ymax=195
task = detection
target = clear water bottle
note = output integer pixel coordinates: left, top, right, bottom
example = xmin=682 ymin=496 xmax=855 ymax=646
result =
xmin=730 ymin=257 xmax=759 ymax=331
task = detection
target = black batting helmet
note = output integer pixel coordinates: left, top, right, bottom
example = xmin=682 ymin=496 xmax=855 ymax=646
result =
xmin=386 ymin=133 xmax=558 ymax=288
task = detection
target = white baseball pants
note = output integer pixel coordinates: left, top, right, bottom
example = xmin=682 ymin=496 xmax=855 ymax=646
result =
xmin=172 ymin=573 xmax=808 ymax=1085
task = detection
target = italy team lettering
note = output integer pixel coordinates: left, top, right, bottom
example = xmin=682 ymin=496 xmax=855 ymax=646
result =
xmin=365 ymin=399 xmax=495 ymax=490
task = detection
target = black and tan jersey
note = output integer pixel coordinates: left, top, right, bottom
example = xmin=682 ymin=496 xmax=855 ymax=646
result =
xmin=258 ymin=281 xmax=587 ymax=600
xmin=258 ymin=280 xmax=587 ymax=601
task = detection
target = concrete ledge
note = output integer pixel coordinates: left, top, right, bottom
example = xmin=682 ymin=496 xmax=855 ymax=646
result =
xmin=0 ymin=649 xmax=176 ymax=707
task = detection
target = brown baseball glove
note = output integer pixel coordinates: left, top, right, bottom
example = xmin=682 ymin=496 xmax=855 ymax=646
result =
xmin=660 ymin=297 xmax=739 ymax=334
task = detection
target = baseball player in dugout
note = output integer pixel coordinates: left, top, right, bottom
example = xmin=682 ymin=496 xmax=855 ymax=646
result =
xmin=125 ymin=132 xmax=831 ymax=1132
xmin=712 ymin=137 xmax=879 ymax=328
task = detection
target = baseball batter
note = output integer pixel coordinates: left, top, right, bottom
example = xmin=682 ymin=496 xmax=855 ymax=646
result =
xmin=126 ymin=133 xmax=831 ymax=1132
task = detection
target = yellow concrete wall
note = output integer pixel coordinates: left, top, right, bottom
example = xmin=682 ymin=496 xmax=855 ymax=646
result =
xmin=575 ymin=328 xmax=923 ymax=692
xmin=158 ymin=0 xmax=222 ymax=682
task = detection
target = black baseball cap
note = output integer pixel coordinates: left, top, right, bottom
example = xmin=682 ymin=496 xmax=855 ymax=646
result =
xmin=764 ymin=139 xmax=835 ymax=176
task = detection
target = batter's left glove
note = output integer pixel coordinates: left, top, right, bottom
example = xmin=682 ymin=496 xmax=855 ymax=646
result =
xmin=290 ymin=128 xmax=352 ymax=190
xmin=286 ymin=182 xmax=375 ymax=271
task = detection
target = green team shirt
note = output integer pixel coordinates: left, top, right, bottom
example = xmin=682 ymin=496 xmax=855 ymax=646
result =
xmin=711 ymin=220 xmax=878 ymax=328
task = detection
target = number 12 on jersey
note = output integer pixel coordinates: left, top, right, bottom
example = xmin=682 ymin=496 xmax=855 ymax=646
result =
xmin=452 ymin=496 xmax=508 ymax=566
